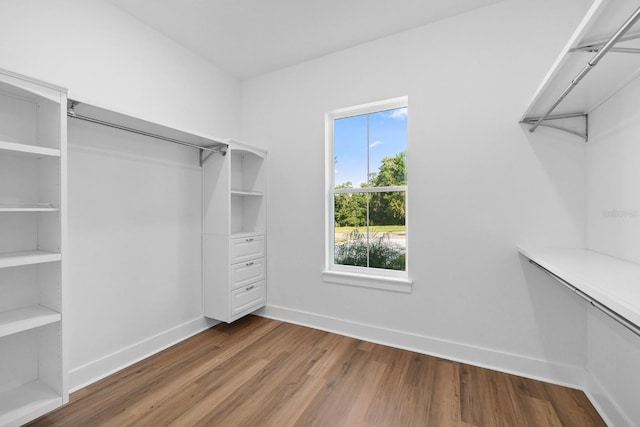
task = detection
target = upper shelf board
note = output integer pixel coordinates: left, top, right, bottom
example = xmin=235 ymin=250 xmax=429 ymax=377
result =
xmin=519 ymin=246 xmax=640 ymax=330
xmin=521 ymin=0 xmax=640 ymax=134
xmin=0 ymin=67 xmax=67 ymax=104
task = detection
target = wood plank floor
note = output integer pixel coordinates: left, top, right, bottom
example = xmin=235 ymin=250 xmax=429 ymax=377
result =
xmin=28 ymin=316 xmax=605 ymax=426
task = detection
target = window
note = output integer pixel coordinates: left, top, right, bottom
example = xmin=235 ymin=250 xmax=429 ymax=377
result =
xmin=323 ymin=97 xmax=411 ymax=292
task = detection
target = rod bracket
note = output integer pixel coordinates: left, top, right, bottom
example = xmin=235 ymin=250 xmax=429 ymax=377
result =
xmin=199 ymin=144 xmax=228 ymax=166
xmin=521 ymin=113 xmax=588 ymax=141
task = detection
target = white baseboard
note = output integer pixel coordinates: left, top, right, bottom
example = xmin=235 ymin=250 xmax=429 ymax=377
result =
xmin=585 ymin=374 xmax=633 ymax=427
xmin=69 ymin=316 xmax=218 ymax=392
xmin=257 ymin=305 xmax=585 ymax=389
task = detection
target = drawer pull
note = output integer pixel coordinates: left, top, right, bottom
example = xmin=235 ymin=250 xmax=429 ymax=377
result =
xmin=246 ymin=285 xmax=255 ymax=291
xmin=245 ymin=261 xmax=255 ymax=266
xmin=245 ymin=238 xmax=255 ymax=242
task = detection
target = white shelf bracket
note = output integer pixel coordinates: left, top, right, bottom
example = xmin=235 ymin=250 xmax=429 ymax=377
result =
xmin=200 ymin=144 xmax=227 ymax=166
xmin=520 ymin=113 xmax=588 ymax=142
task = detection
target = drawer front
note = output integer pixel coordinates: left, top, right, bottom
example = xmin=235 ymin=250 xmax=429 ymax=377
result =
xmin=231 ymin=257 xmax=265 ymax=290
xmin=232 ymin=281 xmax=265 ymax=316
xmin=231 ymin=235 xmax=265 ymax=263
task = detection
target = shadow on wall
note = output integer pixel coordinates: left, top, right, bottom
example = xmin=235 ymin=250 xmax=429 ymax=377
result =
xmin=518 ymin=255 xmax=587 ymax=377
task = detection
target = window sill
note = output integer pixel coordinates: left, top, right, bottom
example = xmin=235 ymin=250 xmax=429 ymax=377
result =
xmin=322 ymin=270 xmax=412 ymax=293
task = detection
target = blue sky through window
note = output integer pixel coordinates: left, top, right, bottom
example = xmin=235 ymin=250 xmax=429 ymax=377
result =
xmin=334 ymin=107 xmax=407 ymax=188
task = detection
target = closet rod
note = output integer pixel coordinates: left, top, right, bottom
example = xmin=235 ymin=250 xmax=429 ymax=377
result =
xmin=529 ymin=5 xmax=640 ymax=133
xmin=67 ymin=105 xmax=226 ymax=155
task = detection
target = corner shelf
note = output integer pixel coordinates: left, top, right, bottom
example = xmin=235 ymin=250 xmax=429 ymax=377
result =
xmin=521 ymin=0 xmax=640 ymax=140
xmin=0 ymin=141 xmax=60 ymax=158
xmin=0 ymin=305 xmax=61 ymax=339
xmin=0 ymin=251 xmax=62 ymax=269
xmin=519 ymin=246 xmax=640 ymax=335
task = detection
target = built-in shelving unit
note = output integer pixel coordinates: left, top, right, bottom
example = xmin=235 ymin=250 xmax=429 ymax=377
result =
xmin=203 ymin=139 xmax=267 ymax=323
xmin=521 ymin=0 xmax=640 ymax=140
xmin=0 ymin=68 xmax=67 ymax=426
xmin=519 ymin=247 xmax=640 ymax=336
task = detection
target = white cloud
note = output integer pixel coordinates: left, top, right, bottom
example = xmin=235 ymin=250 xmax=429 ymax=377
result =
xmin=369 ymin=140 xmax=383 ymax=148
xmin=384 ymin=108 xmax=407 ymax=120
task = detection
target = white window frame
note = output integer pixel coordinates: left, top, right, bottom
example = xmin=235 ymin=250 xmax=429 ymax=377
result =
xmin=322 ymin=97 xmax=412 ymax=292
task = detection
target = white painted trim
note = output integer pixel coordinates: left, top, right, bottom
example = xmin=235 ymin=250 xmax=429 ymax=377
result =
xmin=585 ymin=373 xmax=633 ymax=427
xmin=69 ymin=316 xmax=218 ymax=392
xmin=328 ymin=96 xmax=408 ymax=120
xmin=325 ymin=96 xmax=410 ymax=284
xmin=322 ymin=270 xmax=412 ymax=293
xmin=258 ymin=305 xmax=585 ymax=389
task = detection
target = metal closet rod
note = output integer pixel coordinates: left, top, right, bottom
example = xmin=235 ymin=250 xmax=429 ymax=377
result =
xmin=67 ymin=103 xmax=226 ymax=155
xmin=529 ymin=5 xmax=640 ymax=133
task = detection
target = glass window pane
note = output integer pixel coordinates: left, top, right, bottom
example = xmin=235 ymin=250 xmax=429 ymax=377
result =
xmin=368 ymin=108 xmax=407 ymax=187
xmin=334 ymin=193 xmax=369 ymax=267
xmin=334 ymin=114 xmax=368 ymax=189
xmin=368 ymin=191 xmax=406 ymax=271
xmin=333 ymin=191 xmax=406 ymax=271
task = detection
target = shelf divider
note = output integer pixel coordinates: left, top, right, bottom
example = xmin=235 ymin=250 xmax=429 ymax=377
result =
xmin=0 ymin=203 xmax=58 ymax=212
xmin=231 ymin=189 xmax=263 ymax=196
xmin=0 ymin=305 xmax=61 ymax=338
xmin=0 ymin=251 xmax=61 ymax=269
xmin=0 ymin=140 xmax=60 ymax=158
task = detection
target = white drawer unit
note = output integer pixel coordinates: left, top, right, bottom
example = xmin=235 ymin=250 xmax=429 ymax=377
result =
xmin=231 ymin=235 xmax=264 ymax=264
xmin=231 ymin=281 xmax=265 ymax=317
xmin=203 ymin=141 xmax=267 ymax=323
xmin=231 ymin=257 xmax=265 ymax=290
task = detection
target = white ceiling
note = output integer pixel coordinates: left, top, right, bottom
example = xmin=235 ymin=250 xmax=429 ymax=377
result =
xmin=106 ymin=0 xmax=502 ymax=80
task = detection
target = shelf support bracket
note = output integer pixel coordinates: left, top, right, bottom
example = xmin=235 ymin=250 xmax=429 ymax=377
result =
xmin=521 ymin=113 xmax=588 ymax=142
xmin=200 ymin=144 xmax=227 ymax=166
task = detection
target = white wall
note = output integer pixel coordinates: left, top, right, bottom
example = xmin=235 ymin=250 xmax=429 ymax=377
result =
xmin=0 ymin=0 xmax=239 ymax=140
xmin=0 ymin=0 xmax=240 ymax=389
xmin=242 ymin=0 xmax=590 ymax=385
xmin=67 ymin=118 xmax=212 ymax=389
xmin=585 ymin=72 xmax=640 ymax=426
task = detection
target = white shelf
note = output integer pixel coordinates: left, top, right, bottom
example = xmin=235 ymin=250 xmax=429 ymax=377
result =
xmin=519 ymin=246 xmax=640 ymax=328
xmin=231 ymin=189 xmax=263 ymax=196
xmin=0 ymin=204 xmax=58 ymax=212
xmin=0 ymin=305 xmax=61 ymax=338
xmin=0 ymin=251 xmax=61 ymax=269
xmin=231 ymin=231 xmax=264 ymax=239
xmin=521 ymin=0 xmax=640 ymax=137
xmin=0 ymin=380 xmax=62 ymax=427
xmin=0 ymin=140 xmax=60 ymax=158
